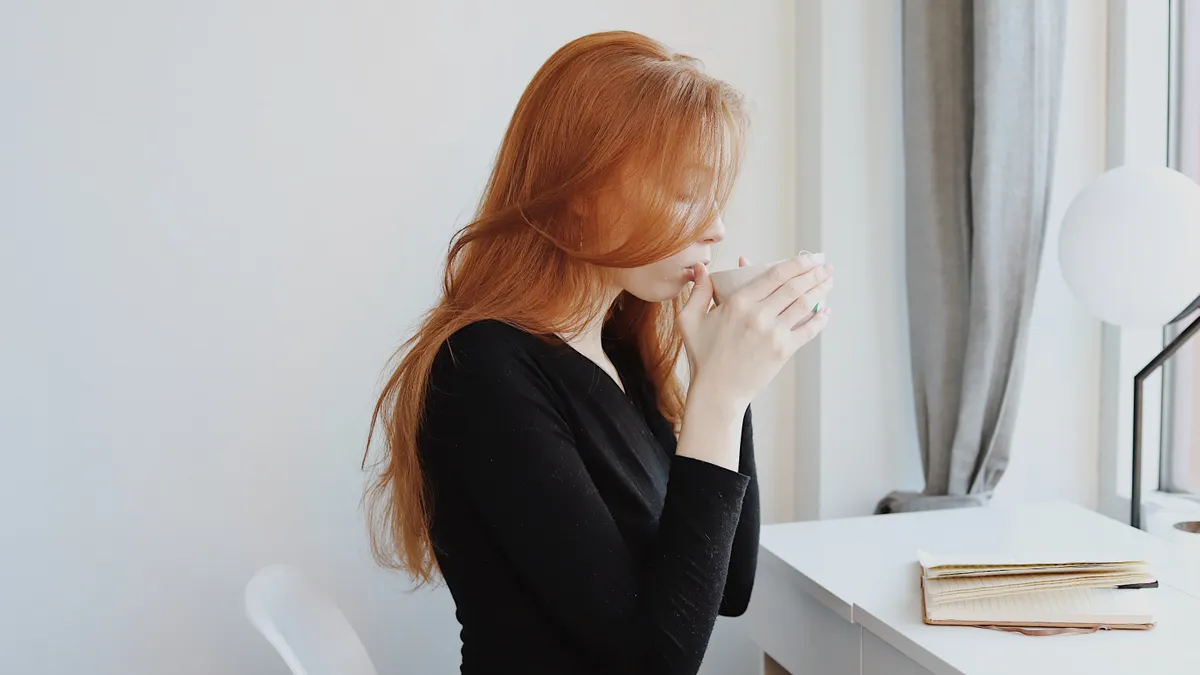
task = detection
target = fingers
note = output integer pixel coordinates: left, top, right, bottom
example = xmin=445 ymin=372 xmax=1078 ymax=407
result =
xmin=738 ymin=255 xmax=751 ymax=267
xmin=762 ymin=262 xmax=833 ymax=316
xmin=787 ymin=307 xmax=831 ymax=348
xmin=679 ymin=262 xmax=713 ymax=324
xmin=741 ymin=252 xmax=824 ymax=301
xmin=779 ymin=277 xmax=833 ymax=328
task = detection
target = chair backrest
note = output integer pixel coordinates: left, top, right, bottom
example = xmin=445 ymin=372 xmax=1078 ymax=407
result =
xmin=244 ymin=564 xmax=378 ymax=675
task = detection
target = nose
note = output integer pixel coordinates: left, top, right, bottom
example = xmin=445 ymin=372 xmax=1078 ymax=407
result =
xmin=700 ymin=215 xmax=726 ymax=244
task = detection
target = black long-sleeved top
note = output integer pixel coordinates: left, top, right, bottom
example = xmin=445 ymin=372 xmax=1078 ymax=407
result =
xmin=418 ymin=320 xmax=759 ymax=675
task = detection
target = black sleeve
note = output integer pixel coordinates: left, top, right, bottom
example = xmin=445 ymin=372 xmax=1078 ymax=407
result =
xmin=718 ymin=406 xmax=759 ymax=617
xmin=423 ymin=325 xmax=749 ymax=675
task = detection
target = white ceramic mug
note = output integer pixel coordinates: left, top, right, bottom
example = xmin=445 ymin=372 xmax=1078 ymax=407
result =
xmin=709 ymin=253 xmax=825 ymax=305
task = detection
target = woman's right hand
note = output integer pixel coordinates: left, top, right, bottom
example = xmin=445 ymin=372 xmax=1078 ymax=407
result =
xmin=678 ymin=253 xmax=833 ymax=413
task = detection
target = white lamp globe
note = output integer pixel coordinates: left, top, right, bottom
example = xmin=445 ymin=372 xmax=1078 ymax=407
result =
xmin=1059 ymin=165 xmax=1200 ymax=327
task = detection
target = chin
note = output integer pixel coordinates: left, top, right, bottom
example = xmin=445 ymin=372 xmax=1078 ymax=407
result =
xmin=630 ymin=281 xmax=688 ymax=303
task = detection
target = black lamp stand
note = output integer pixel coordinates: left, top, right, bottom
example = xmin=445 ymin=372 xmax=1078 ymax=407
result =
xmin=1131 ymin=296 xmax=1200 ymax=529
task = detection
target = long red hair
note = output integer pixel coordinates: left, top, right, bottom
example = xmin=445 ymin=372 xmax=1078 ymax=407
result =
xmin=364 ymin=31 xmax=747 ymax=583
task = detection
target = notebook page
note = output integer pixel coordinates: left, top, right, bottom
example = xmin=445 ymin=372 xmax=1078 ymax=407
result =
xmin=925 ymin=586 xmax=1156 ymax=625
xmin=919 ymin=549 xmax=1145 ymax=571
xmin=924 ymin=571 xmax=1156 ymax=605
xmin=927 ymin=563 xmax=1143 ymax=579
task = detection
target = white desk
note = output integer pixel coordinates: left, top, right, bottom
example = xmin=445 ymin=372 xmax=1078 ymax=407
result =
xmin=743 ymin=502 xmax=1200 ymax=675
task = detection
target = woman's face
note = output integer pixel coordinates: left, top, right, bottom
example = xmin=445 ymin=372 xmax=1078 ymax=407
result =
xmin=588 ymin=160 xmax=727 ymax=303
xmin=610 ymin=215 xmax=725 ymax=303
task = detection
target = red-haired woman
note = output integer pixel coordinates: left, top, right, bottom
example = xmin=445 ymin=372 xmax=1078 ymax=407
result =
xmin=365 ymin=31 xmax=833 ymax=675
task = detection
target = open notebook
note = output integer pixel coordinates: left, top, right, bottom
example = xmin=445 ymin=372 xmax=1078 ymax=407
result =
xmin=918 ymin=551 xmax=1158 ymax=630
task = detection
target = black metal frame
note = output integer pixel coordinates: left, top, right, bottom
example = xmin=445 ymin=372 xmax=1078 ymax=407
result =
xmin=1131 ymin=301 xmax=1200 ymax=529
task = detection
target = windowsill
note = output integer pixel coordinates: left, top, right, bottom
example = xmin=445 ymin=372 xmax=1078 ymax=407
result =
xmin=1097 ymin=489 xmax=1200 ymax=529
xmin=1142 ymin=491 xmax=1200 ymax=599
xmin=1145 ymin=489 xmax=1200 ymax=516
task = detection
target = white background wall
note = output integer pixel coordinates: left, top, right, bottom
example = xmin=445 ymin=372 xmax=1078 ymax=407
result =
xmin=790 ymin=0 xmax=921 ymax=521
xmin=0 ymin=1 xmax=790 ymax=674
xmin=0 ymin=1 xmax=1111 ymax=673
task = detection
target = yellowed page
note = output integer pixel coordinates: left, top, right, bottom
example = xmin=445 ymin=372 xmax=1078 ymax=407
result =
xmin=924 ymin=586 xmax=1156 ymax=626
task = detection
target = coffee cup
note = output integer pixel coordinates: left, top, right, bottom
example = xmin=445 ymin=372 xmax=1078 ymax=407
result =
xmin=709 ymin=252 xmax=825 ymax=305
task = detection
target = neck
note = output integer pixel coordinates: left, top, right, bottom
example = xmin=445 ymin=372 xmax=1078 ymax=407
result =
xmin=560 ymin=286 xmax=622 ymax=356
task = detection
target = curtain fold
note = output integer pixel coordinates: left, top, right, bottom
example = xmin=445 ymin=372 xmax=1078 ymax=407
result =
xmin=877 ymin=0 xmax=1067 ymax=515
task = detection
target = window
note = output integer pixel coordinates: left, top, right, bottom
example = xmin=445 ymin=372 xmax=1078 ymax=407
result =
xmin=1162 ymin=0 xmax=1200 ymax=496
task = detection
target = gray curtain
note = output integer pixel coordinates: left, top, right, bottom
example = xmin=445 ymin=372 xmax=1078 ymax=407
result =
xmin=877 ymin=0 xmax=1067 ymax=514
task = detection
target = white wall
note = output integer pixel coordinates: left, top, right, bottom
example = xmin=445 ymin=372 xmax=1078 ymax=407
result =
xmin=788 ymin=0 xmax=923 ymax=521
xmin=0 ymin=1 xmax=1114 ymax=672
xmin=798 ymin=0 xmax=922 ymax=521
xmin=0 ymin=1 xmax=792 ymax=674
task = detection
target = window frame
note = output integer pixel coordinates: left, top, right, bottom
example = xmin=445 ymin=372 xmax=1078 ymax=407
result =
xmin=1099 ymin=0 xmax=1166 ymax=519
xmin=1159 ymin=0 xmax=1200 ymax=497
xmin=1099 ymin=0 xmax=1200 ymax=522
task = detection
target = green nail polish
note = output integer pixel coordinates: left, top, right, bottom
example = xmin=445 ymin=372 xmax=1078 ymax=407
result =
xmin=812 ymin=302 xmax=820 ymax=313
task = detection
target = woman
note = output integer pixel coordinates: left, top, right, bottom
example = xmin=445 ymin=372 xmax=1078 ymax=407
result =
xmin=365 ymin=31 xmax=833 ymax=674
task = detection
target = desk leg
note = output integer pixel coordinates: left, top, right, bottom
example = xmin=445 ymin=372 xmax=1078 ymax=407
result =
xmin=744 ymin=554 xmax=861 ymax=674
xmin=744 ymin=559 xmax=860 ymax=673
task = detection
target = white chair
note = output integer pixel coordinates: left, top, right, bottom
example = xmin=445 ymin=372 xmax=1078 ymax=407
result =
xmin=244 ymin=564 xmax=378 ymax=675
